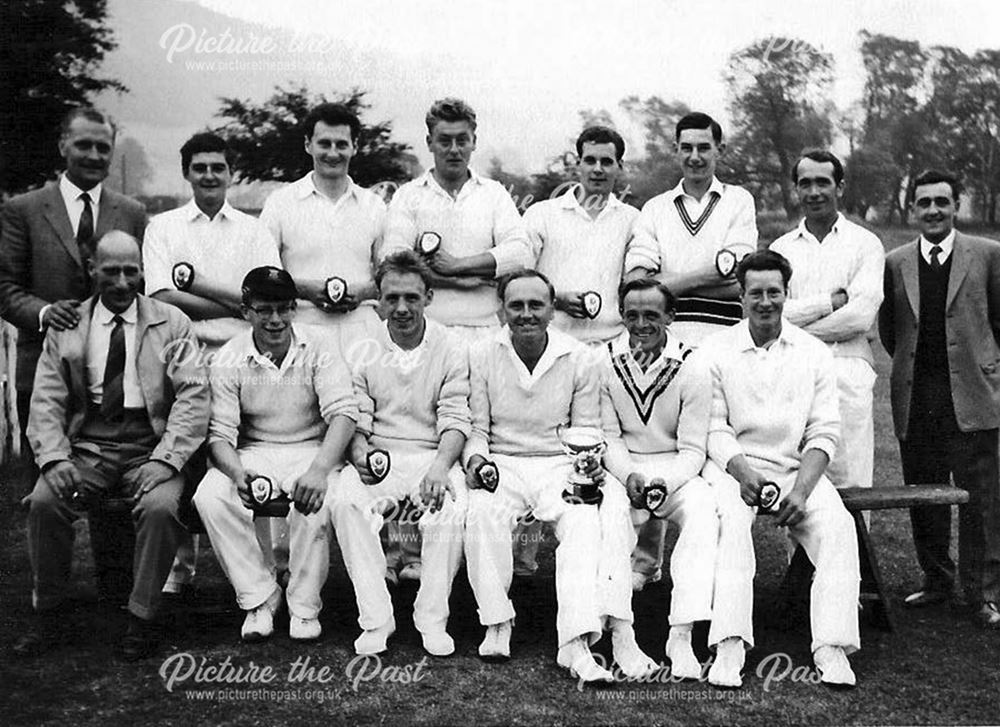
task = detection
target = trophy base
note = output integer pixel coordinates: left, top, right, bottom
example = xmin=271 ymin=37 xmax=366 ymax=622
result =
xmin=562 ymin=485 xmax=603 ymax=506
xmin=252 ymin=497 xmax=291 ymax=518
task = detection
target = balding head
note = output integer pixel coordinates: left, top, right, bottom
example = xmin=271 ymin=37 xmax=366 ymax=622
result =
xmin=90 ymin=231 xmax=143 ymax=313
xmin=93 ymin=230 xmax=141 ymax=264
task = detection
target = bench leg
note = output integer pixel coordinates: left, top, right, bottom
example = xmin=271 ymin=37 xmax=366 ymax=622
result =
xmin=855 ymin=511 xmax=895 ymax=632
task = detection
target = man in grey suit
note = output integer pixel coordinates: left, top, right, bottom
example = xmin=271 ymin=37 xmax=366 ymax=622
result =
xmin=879 ymin=169 xmax=1000 ymax=628
xmin=0 ymin=107 xmax=147 ymax=450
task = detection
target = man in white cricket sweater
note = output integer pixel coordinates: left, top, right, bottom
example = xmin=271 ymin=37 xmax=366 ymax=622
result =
xmin=381 ymin=98 xmax=533 ymax=583
xmin=625 ymin=112 xmax=758 ymax=346
xmin=624 ymin=112 xmax=758 ymax=593
xmin=700 ymin=250 xmax=860 ymax=688
xmin=330 ymin=250 xmax=469 ymax=658
xmin=770 ymin=151 xmax=884 ymax=492
xmin=601 ymin=278 xmax=717 ymax=680
xmin=464 ymin=270 xmax=657 ymax=684
xmin=193 ymin=267 xmax=358 ymax=643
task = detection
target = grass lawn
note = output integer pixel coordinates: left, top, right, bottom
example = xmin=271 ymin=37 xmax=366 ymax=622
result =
xmin=2 ymin=223 xmax=999 ymax=726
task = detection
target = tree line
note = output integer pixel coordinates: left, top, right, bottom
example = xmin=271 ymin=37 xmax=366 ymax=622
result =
xmin=3 ymin=2 xmax=999 ymax=225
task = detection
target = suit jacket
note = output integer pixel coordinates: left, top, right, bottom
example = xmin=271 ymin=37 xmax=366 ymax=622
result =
xmin=26 ymin=294 xmax=209 ymax=472
xmin=0 ymin=181 xmax=147 ymax=390
xmin=878 ymin=231 xmax=1000 ymax=438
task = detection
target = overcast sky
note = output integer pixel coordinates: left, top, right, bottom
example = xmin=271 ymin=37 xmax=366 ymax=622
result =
xmin=112 ymin=0 xmax=1000 ymax=193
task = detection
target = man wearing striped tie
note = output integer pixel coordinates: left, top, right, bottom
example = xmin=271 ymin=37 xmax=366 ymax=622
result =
xmin=623 ymin=112 xmax=758 ymax=592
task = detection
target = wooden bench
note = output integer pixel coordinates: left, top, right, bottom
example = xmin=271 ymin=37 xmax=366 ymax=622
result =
xmin=784 ymin=485 xmax=970 ymax=632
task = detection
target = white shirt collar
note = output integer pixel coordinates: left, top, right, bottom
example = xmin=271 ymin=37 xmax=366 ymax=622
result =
xmin=558 ymin=184 xmax=626 ymax=215
xmin=182 ymin=198 xmax=238 ymax=222
xmin=419 ymin=167 xmax=484 ymax=192
xmin=794 ymin=212 xmax=845 ymax=241
xmin=60 ymin=173 xmax=103 ymax=208
xmin=669 ymin=176 xmax=725 ymax=202
xmin=733 ymin=319 xmax=795 ymax=353
xmin=496 ymin=324 xmax=579 ymax=385
xmin=920 ymin=230 xmax=956 ymax=262
xmin=294 ymin=172 xmax=359 ymax=201
xmin=239 ymin=324 xmax=310 ymax=370
xmin=93 ymin=298 xmax=137 ymax=326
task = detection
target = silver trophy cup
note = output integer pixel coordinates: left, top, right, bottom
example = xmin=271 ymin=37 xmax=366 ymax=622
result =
xmin=557 ymin=425 xmax=606 ymax=506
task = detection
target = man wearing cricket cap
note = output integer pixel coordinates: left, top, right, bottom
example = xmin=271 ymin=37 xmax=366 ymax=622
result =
xmin=330 ymin=250 xmax=469 ymax=657
xmin=194 ymin=266 xmax=358 ymax=642
xmin=463 ymin=270 xmax=657 ymax=684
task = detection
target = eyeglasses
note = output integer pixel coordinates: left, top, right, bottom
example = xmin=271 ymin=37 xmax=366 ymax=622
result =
xmin=246 ymin=303 xmax=295 ymax=317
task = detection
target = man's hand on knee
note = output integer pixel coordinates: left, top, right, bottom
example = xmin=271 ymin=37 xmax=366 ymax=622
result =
xmin=774 ymin=487 xmax=807 ymax=527
xmin=290 ymin=466 xmax=328 ymax=515
xmin=420 ymin=462 xmax=455 ymax=513
xmin=42 ymin=460 xmax=82 ymax=500
xmin=124 ymin=461 xmax=176 ymax=501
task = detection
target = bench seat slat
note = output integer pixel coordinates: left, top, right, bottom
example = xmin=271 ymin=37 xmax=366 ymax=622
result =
xmin=838 ymin=486 xmax=969 ymax=511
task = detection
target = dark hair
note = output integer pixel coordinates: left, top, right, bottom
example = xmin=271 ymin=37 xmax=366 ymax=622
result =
xmin=736 ymin=249 xmax=793 ymax=289
xmin=497 ymin=269 xmax=555 ymax=304
xmin=375 ymin=250 xmax=433 ymax=291
xmin=617 ymin=277 xmax=676 ymax=314
xmin=425 ymin=98 xmax=477 ymax=135
xmin=792 ymin=149 xmax=844 ymax=185
xmin=675 ymin=112 xmax=723 ymax=144
xmin=910 ymin=169 xmax=962 ymax=204
xmin=180 ymin=132 xmax=233 ymax=176
xmin=303 ymin=103 xmax=361 ymax=143
xmin=576 ymin=126 xmax=625 ymax=162
xmin=59 ymin=107 xmax=116 ymax=140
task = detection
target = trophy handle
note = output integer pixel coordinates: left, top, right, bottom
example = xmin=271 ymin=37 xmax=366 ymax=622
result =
xmin=555 ymin=422 xmax=567 ymax=441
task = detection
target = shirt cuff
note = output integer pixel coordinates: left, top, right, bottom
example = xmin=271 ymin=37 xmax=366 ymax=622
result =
xmin=38 ymin=304 xmax=51 ymax=332
xmin=803 ymin=437 xmax=838 ymax=463
xmin=708 ymin=432 xmax=743 ymax=470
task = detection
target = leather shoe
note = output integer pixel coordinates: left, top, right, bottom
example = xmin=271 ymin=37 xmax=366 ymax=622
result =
xmin=119 ymin=615 xmax=161 ymax=662
xmin=977 ymin=601 xmax=1000 ymax=629
xmin=13 ymin=611 xmax=62 ymax=657
xmin=903 ymin=589 xmax=949 ymax=608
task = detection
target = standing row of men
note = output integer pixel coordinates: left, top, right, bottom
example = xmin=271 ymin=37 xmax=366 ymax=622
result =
xmin=2 ymin=98 xmax=998 ymax=682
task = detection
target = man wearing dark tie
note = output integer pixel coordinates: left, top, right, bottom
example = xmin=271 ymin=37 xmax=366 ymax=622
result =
xmin=16 ymin=231 xmax=209 ymax=659
xmin=880 ymin=169 xmax=1000 ymax=627
xmin=0 ymin=107 xmax=147 ymax=455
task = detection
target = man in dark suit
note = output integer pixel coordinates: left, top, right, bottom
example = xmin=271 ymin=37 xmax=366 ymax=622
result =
xmin=879 ymin=169 xmax=1000 ymax=628
xmin=17 ymin=231 xmax=209 ymax=660
xmin=0 ymin=107 xmax=147 ymax=450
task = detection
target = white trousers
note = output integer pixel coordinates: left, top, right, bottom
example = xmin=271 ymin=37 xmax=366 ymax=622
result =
xmin=628 ymin=452 xmax=719 ymax=624
xmin=193 ymin=443 xmax=336 ymax=620
xmin=464 ymin=454 xmax=636 ymax=648
xmin=827 ymin=357 xmax=875 ymax=490
xmin=703 ymin=459 xmax=861 ymax=653
xmin=330 ymin=451 xmax=467 ymax=634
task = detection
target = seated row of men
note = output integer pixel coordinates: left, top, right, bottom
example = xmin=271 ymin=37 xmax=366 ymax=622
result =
xmin=20 ymin=234 xmax=860 ymax=689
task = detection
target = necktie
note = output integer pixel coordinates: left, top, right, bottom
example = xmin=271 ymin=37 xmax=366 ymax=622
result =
xmin=930 ymin=244 xmax=942 ymax=271
xmin=77 ymin=192 xmax=95 ymax=267
xmin=102 ymin=315 xmax=125 ymax=420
